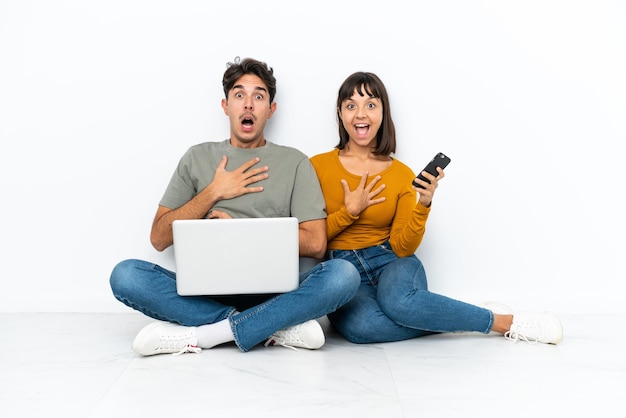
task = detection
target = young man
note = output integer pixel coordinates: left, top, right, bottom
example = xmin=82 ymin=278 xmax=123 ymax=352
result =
xmin=110 ymin=57 xmax=360 ymax=356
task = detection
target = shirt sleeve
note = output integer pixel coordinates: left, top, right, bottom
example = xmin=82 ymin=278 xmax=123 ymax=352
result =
xmin=289 ymin=155 xmax=327 ymax=222
xmin=159 ymin=147 xmax=198 ymax=210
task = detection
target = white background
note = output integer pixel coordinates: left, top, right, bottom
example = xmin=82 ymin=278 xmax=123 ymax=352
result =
xmin=1 ymin=0 xmax=624 ymax=313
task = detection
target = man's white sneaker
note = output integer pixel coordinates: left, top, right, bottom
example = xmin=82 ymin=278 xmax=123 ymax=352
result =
xmin=264 ymin=319 xmax=325 ymax=350
xmin=505 ymin=311 xmax=563 ymax=345
xmin=132 ymin=322 xmax=202 ymax=356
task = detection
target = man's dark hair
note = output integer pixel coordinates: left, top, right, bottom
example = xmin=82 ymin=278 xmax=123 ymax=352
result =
xmin=335 ymin=71 xmax=396 ymax=156
xmin=222 ymin=56 xmax=277 ymax=103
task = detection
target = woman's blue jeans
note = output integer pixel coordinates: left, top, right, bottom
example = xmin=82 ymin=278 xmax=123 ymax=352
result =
xmin=326 ymin=242 xmax=494 ymax=344
xmin=110 ymin=258 xmax=360 ymax=352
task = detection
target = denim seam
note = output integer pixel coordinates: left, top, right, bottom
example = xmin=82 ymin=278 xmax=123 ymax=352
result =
xmin=485 ymin=310 xmax=495 ymax=334
xmin=230 ymin=295 xmax=282 ymax=352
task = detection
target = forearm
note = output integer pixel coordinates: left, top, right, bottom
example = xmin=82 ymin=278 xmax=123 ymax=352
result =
xmin=298 ymin=219 xmax=327 ymax=259
xmin=150 ymin=187 xmax=222 ymax=251
xmin=326 ymin=206 xmax=359 ymax=241
xmin=389 ymin=202 xmax=430 ymax=257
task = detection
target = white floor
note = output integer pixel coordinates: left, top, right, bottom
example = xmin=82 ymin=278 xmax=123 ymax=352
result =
xmin=1 ymin=312 xmax=624 ymax=418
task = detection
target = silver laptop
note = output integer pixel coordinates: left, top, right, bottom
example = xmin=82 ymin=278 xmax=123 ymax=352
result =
xmin=172 ymin=217 xmax=300 ymax=296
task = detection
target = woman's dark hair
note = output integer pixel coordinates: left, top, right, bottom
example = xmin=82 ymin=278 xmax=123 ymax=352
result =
xmin=335 ymin=72 xmax=396 ymax=156
xmin=222 ymin=57 xmax=277 ymax=103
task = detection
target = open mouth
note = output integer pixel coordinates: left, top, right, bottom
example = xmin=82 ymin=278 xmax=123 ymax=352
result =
xmin=355 ymin=124 xmax=369 ymax=135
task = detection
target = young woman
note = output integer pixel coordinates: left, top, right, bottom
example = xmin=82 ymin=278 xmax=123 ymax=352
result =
xmin=310 ymin=72 xmax=562 ymax=345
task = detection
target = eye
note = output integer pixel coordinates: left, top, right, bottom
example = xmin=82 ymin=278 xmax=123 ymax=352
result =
xmin=367 ymin=102 xmax=376 ymax=109
xmin=255 ymin=93 xmax=264 ymax=100
xmin=346 ymin=103 xmax=355 ymax=110
xmin=235 ymin=92 xmax=243 ymax=99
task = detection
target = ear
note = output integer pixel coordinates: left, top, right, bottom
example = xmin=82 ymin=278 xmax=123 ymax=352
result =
xmin=221 ymin=98 xmax=228 ymax=115
xmin=267 ymin=101 xmax=277 ymax=119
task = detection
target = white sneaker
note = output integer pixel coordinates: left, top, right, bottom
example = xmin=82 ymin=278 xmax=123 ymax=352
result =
xmin=132 ymin=322 xmax=202 ymax=356
xmin=505 ymin=311 xmax=564 ymax=345
xmin=264 ymin=319 xmax=325 ymax=350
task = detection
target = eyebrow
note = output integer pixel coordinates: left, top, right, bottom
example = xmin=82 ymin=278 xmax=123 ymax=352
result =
xmin=232 ymin=84 xmax=268 ymax=94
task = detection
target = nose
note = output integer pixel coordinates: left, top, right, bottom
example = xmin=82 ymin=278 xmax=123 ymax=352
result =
xmin=244 ymin=97 xmax=254 ymax=110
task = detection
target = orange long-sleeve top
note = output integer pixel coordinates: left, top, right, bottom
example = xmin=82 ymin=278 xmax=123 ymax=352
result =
xmin=310 ymin=149 xmax=431 ymax=257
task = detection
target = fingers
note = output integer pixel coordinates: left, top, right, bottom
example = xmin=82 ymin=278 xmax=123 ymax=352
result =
xmin=208 ymin=209 xmax=232 ymax=219
xmin=228 ymin=157 xmax=268 ymax=183
xmin=217 ymin=155 xmax=228 ymax=170
xmin=420 ymin=167 xmax=445 ymax=184
xmin=352 ymin=174 xmax=385 ymax=197
xmin=371 ymin=183 xmax=386 ymax=197
xmin=358 ymin=172 xmax=369 ymax=190
xmin=227 ymin=156 xmax=269 ymax=188
xmin=415 ymin=168 xmax=445 ymax=208
xmin=211 ymin=156 xmax=267 ymax=200
xmin=414 ymin=167 xmax=445 ymax=191
xmin=243 ymin=161 xmax=268 ymax=186
xmin=367 ymin=176 xmax=384 ymax=193
xmin=341 ymin=174 xmax=386 ymax=217
xmin=340 ymin=179 xmax=351 ymax=195
xmin=221 ymin=156 xmax=268 ymax=179
xmin=237 ymin=157 xmax=263 ymax=174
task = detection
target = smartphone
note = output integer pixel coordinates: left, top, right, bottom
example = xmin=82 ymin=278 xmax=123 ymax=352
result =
xmin=412 ymin=152 xmax=451 ymax=189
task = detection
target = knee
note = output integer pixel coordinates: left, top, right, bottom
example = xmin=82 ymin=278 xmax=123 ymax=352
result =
xmin=109 ymin=259 xmax=140 ymax=295
xmin=329 ymin=312 xmax=374 ymax=344
xmin=379 ymin=256 xmax=427 ymax=293
xmin=323 ymin=259 xmax=360 ymax=294
xmin=342 ymin=323 xmax=373 ymax=344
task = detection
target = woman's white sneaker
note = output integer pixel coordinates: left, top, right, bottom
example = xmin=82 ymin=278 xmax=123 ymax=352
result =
xmin=132 ymin=322 xmax=201 ymax=356
xmin=505 ymin=311 xmax=564 ymax=345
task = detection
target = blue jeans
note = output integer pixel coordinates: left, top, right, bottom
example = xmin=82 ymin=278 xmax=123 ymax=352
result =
xmin=326 ymin=242 xmax=494 ymax=344
xmin=110 ymin=258 xmax=360 ymax=352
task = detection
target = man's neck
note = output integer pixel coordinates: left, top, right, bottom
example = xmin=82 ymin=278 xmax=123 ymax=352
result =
xmin=230 ymin=137 xmax=267 ymax=149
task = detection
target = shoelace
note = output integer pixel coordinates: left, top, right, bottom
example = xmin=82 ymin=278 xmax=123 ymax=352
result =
xmin=504 ymin=322 xmax=539 ymax=344
xmin=154 ymin=334 xmax=202 ymax=356
xmin=264 ymin=327 xmax=303 ymax=351
xmin=172 ymin=345 xmax=202 ymax=356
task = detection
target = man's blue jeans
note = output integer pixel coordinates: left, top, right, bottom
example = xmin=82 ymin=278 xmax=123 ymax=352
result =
xmin=110 ymin=258 xmax=360 ymax=352
xmin=326 ymin=242 xmax=494 ymax=344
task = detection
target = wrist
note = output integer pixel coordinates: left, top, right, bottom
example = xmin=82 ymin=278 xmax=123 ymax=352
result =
xmin=342 ymin=205 xmax=359 ymax=220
